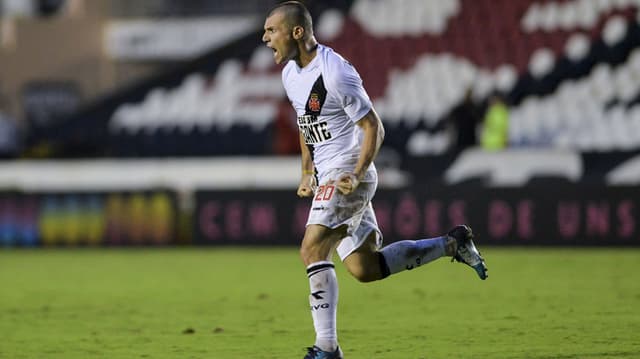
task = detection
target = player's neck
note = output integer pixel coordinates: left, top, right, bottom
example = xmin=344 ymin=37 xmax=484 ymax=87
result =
xmin=295 ymin=39 xmax=319 ymax=68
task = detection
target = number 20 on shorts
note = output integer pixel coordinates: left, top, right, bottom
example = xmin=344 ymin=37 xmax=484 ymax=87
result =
xmin=315 ymin=185 xmax=335 ymax=201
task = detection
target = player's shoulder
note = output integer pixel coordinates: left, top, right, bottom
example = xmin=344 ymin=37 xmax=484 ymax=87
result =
xmin=281 ymin=61 xmax=296 ymax=82
xmin=318 ymin=45 xmax=360 ymax=86
xmin=319 ymin=45 xmax=353 ymax=73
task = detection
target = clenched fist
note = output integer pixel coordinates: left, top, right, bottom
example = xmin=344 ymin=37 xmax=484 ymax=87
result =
xmin=297 ymin=173 xmax=316 ymax=197
xmin=337 ymin=172 xmax=360 ymax=195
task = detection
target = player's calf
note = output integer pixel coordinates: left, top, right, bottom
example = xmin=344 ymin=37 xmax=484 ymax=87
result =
xmin=377 ymin=236 xmax=448 ymax=277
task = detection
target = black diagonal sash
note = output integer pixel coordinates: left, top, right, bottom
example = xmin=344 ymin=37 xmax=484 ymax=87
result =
xmin=302 ymin=75 xmax=328 ymax=168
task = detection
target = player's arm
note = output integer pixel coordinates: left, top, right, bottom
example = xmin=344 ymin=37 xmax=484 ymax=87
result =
xmin=297 ymin=132 xmax=316 ymax=197
xmin=337 ymin=108 xmax=385 ymax=195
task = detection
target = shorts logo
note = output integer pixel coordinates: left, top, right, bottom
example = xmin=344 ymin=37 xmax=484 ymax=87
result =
xmin=308 ymin=93 xmax=321 ymax=112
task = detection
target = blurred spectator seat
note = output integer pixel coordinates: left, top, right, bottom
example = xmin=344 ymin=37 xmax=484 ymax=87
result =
xmin=98 ymin=0 xmax=640 ymax=157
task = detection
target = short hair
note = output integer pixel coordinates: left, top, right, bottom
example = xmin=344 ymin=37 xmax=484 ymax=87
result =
xmin=269 ymin=1 xmax=314 ymax=37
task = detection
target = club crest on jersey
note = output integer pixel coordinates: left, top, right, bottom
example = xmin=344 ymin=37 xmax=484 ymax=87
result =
xmin=308 ymin=93 xmax=321 ymax=112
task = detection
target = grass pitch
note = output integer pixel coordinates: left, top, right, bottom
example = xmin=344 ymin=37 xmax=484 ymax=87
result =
xmin=1 ymin=247 xmax=639 ymax=359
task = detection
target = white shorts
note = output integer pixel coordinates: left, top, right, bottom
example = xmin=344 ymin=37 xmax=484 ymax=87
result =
xmin=306 ymin=168 xmax=383 ymax=261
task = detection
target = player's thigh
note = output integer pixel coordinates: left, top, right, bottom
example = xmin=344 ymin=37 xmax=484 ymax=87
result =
xmin=342 ymin=231 xmax=382 ymax=282
xmin=300 ymin=224 xmax=347 ymax=265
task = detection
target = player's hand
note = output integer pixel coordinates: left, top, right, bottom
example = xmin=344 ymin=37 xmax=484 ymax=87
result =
xmin=337 ymin=172 xmax=360 ymax=195
xmin=297 ymin=174 xmax=316 ymax=197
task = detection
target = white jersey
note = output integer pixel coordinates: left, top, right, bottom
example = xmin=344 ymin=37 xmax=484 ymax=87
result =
xmin=282 ymin=44 xmax=374 ymax=175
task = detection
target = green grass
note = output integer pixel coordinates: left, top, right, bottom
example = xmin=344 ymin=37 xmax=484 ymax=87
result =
xmin=1 ymin=247 xmax=639 ymax=359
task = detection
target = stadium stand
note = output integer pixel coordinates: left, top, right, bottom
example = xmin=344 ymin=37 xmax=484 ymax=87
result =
xmin=4 ymin=0 xmax=640 ymax=248
xmin=9 ymin=0 xmax=640 ymax=160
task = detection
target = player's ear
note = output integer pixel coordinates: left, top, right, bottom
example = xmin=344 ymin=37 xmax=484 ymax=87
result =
xmin=292 ymin=25 xmax=304 ymax=40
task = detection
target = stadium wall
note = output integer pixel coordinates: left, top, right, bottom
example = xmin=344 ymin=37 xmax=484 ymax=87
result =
xmin=0 ymin=190 xmax=179 ymax=246
xmin=1 ymin=152 xmax=640 ymax=247
xmin=2 ymin=184 xmax=638 ymax=247
xmin=193 ymin=185 xmax=640 ymax=247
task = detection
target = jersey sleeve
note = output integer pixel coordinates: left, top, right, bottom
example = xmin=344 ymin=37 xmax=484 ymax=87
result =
xmin=329 ymin=58 xmax=372 ymax=122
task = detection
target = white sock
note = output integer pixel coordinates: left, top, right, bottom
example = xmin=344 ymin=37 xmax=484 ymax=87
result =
xmin=380 ymin=236 xmax=446 ymax=275
xmin=306 ymin=261 xmax=338 ymax=352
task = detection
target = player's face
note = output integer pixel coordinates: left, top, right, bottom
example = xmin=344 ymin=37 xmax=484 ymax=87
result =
xmin=263 ymin=11 xmax=296 ymax=64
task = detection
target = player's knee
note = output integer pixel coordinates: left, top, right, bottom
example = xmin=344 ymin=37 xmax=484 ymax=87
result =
xmin=344 ymin=248 xmax=383 ymax=282
xmin=299 ymin=244 xmax=314 ymax=265
xmin=299 ymin=239 xmax=328 ymax=265
xmin=300 ymin=226 xmax=343 ymax=265
xmin=348 ymin=265 xmax=380 ymax=283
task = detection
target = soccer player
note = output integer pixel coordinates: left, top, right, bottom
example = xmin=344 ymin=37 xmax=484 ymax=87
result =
xmin=262 ymin=2 xmax=488 ymax=358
